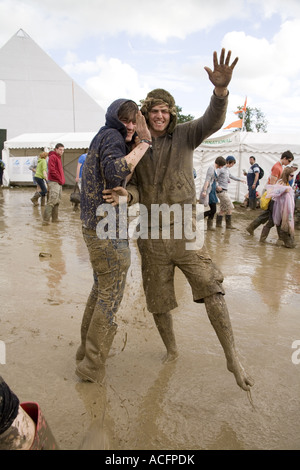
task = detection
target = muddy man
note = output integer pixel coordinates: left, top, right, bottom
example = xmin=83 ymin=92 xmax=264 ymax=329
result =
xmin=104 ymin=49 xmax=254 ymax=392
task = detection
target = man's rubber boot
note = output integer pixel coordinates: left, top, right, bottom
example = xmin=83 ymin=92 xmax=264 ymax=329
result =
xmin=225 ymin=214 xmax=236 ymax=229
xmin=259 ymin=225 xmax=271 ymax=243
xmin=42 ymin=205 xmax=52 ymax=224
xmin=207 ymin=218 xmax=215 ymax=231
xmin=216 ymin=215 xmax=223 ymax=227
xmin=249 ymin=198 xmax=256 ymax=210
xmin=52 ymin=204 xmax=60 ymax=222
xmin=246 ymin=218 xmax=261 ymax=235
xmin=40 ymin=196 xmax=46 ymax=206
xmin=76 ymin=322 xmax=117 ymax=383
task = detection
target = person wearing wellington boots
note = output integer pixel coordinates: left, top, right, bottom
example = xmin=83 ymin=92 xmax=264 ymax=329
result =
xmin=76 ymin=98 xmax=151 ymax=383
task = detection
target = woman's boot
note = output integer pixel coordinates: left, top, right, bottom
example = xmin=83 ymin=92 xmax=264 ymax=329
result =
xmin=76 ymin=288 xmax=97 ymax=362
xmin=52 ymin=204 xmax=60 ymax=222
xmin=225 ymin=214 xmax=236 ymax=229
xmin=42 ymin=205 xmax=52 ymax=224
xmin=31 ymin=192 xmax=40 ymax=206
xmin=216 ymin=215 xmax=223 ymax=227
xmin=207 ymin=218 xmax=215 ymax=231
xmin=76 ymin=321 xmax=117 ymax=383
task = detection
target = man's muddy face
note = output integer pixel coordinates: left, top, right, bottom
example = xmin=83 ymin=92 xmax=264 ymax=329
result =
xmin=148 ymin=104 xmax=171 ymax=137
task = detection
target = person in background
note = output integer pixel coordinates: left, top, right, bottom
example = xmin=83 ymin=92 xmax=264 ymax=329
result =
xmin=294 ymin=165 xmax=300 ymax=191
xmin=75 ymin=151 xmax=88 ymax=191
xmin=288 ymin=162 xmax=298 ymax=187
xmin=246 ymin=150 xmax=294 ymax=238
xmin=266 ymin=166 xmax=296 ymax=248
xmin=29 ymin=155 xmax=41 ymax=205
xmin=30 ymin=152 xmax=48 ymax=206
xmin=0 ymin=158 xmax=5 ymax=187
xmin=201 ymin=156 xmax=226 ymax=230
xmin=42 ymin=143 xmax=65 ymax=224
xmin=215 ymin=155 xmax=246 ymax=229
xmin=243 ymin=156 xmax=260 ymax=210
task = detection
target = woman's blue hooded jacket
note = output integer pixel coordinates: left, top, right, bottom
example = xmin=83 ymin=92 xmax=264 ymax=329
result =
xmin=80 ymin=99 xmax=135 ymax=230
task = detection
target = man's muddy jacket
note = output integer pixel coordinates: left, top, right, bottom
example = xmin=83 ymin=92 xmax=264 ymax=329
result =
xmin=127 ymin=93 xmax=228 ymax=212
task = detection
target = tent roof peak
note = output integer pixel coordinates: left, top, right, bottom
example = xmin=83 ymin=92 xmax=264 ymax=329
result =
xmin=16 ymin=29 xmax=30 ymax=38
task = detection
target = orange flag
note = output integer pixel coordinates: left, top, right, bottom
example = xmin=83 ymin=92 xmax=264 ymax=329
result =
xmin=234 ymin=96 xmax=247 ymax=114
xmin=223 ymin=119 xmax=243 ymax=130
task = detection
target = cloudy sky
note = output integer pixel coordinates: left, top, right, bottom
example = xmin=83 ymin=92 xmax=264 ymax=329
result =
xmin=1 ymin=0 xmax=300 ymax=134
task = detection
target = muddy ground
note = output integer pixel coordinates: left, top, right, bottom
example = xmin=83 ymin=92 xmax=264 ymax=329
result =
xmin=0 ymin=187 xmax=300 ymax=450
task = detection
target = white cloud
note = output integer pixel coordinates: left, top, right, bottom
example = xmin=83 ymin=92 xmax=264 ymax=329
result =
xmin=81 ymin=57 xmax=150 ymax=109
xmin=221 ymin=18 xmax=300 ymax=105
xmin=1 ymin=0 xmax=300 ymax=49
xmin=0 ymin=0 xmax=245 ymax=48
xmin=251 ymin=0 xmax=300 ymax=20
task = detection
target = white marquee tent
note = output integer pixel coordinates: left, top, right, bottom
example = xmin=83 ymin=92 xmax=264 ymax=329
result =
xmin=2 ymin=131 xmax=95 ymax=186
xmin=2 ymin=130 xmax=300 ymax=199
xmin=0 ymin=29 xmax=105 ymax=140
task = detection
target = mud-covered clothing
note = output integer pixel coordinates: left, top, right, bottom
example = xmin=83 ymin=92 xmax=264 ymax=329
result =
xmin=47 ymin=181 xmax=61 ymax=207
xmin=216 ymin=165 xmax=243 ymax=214
xmin=127 ymin=93 xmax=228 ymax=312
xmin=127 ymin=93 xmax=228 ymax=213
xmin=80 ymin=99 xmax=133 ymax=231
xmin=78 ymin=98 xmax=136 ymax=348
xmin=47 ymin=151 xmax=65 ymax=186
xmin=82 ymin=228 xmax=131 ymax=322
xmin=217 ymin=190 xmax=234 ymax=213
xmin=137 ymin=238 xmax=225 ymax=312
